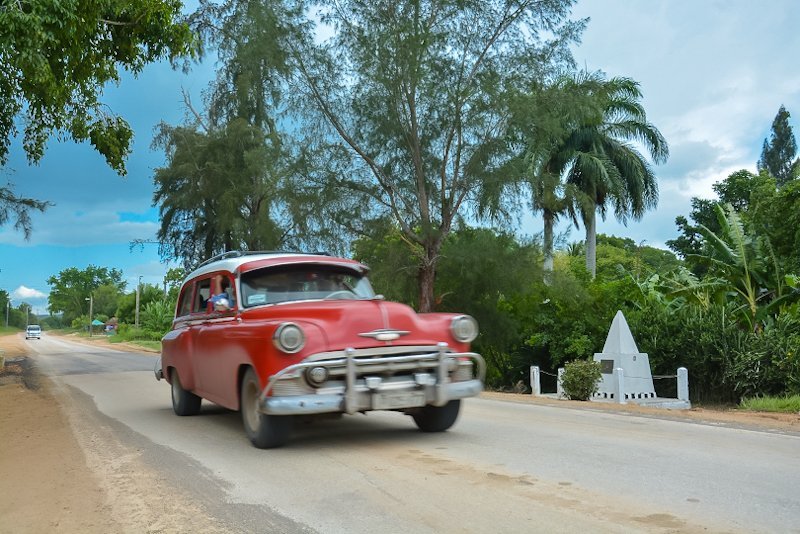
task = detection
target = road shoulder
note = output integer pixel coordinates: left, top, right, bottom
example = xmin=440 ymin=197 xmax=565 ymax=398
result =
xmin=0 ymin=334 xmax=117 ymax=532
xmin=480 ymin=391 xmax=800 ymax=435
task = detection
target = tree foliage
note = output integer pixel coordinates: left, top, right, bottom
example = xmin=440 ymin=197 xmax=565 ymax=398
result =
xmin=154 ymin=0 xmax=320 ymax=268
xmin=46 ymin=265 xmax=125 ymax=324
xmin=666 ymin=170 xmax=771 ymax=271
xmin=758 ymin=105 xmax=799 ymax=186
xmin=0 ymin=186 xmax=51 ymax=239
xmin=286 ymin=0 xmax=584 ymax=311
xmin=495 ymin=73 xmax=597 ymax=276
xmin=0 ymin=0 xmax=197 ymax=238
xmin=92 ymin=283 xmax=124 ymax=318
xmin=556 ymin=74 xmax=667 ymax=278
xmin=153 ymin=116 xmax=299 ymax=267
xmin=115 ymin=283 xmax=164 ymax=324
xmin=0 ymin=0 xmax=196 ymax=173
xmin=689 ymin=204 xmax=787 ymax=331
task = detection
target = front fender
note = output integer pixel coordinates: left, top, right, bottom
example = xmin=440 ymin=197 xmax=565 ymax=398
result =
xmin=160 ymin=327 xmax=198 ymax=390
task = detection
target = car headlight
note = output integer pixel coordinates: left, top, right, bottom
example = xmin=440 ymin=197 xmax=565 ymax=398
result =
xmin=451 ymin=315 xmax=478 ymax=343
xmin=273 ymin=323 xmax=305 ymax=354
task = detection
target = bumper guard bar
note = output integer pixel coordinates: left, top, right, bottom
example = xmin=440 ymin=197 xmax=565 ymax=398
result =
xmin=259 ymin=343 xmax=485 ymax=416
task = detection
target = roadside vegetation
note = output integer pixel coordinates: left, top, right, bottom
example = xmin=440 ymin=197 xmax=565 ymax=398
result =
xmin=740 ymin=395 xmax=800 ymax=413
xmin=1 ymin=1 xmax=799 ymax=411
xmin=0 ymin=326 xmax=17 ymax=336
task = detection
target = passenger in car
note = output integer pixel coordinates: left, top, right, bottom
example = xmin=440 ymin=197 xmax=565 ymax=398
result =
xmin=209 ymin=275 xmax=235 ymax=310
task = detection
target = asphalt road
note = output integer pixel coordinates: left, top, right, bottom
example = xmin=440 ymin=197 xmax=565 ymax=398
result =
xmin=24 ymin=334 xmax=800 ymax=533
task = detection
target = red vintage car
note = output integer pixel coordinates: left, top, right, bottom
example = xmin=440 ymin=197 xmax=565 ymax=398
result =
xmin=155 ymin=251 xmax=485 ymax=448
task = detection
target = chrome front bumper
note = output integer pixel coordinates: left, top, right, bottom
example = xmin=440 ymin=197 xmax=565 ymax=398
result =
xmin=154 ymin=357 xmax=164 ymax=381
xmin=259 ymin=344 xmax=485 ymax=416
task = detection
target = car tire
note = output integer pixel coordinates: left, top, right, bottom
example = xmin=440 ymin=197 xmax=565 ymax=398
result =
xmin=171 ymin=369 xmax=202 ymax=416
xmin=412 ymin=399 xmax=461 ymax=432
xmin=241 ymin=368 xmax=293 ymax=449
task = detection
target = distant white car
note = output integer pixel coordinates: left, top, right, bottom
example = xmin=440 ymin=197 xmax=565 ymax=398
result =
xmin=26 ymin=325 xmax=42 ymax=340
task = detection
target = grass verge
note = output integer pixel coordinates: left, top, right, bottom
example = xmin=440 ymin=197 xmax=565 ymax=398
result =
xmin=740 ymin=395 xmax=800 ymax=413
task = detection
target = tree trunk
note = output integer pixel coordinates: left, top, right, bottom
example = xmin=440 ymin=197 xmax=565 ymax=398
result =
xmin=416 ymin=238 xmax=443 ymax=313
xmin=543 ymin=208 xmax=554 ymax=285
xmin=585 ymin=209 xmax=597 ymax=279
xmin=417 ymin=257 xmax=436 ymax=313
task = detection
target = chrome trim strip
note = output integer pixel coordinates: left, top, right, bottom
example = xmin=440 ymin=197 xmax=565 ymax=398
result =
xmin=304 ymin=345 xmax=450 ymax=362
xmin=357 ymin=329 xmax=411 ymax=341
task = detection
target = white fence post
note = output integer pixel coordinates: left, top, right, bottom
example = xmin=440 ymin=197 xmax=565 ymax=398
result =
xmin=614 ymin=368 xmax=626 ymax=404
xmin=530 ymin=366 xmax=541 ymax=396
xmin=556 ymin=368 xmax=565 ymax=398
xmin=677 ymin=367 xmax=690 ymax=402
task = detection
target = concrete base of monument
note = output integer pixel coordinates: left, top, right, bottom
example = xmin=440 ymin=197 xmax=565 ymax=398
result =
xmin=536 ymin=393 xmax=691 ymax=410
xmin=593 ymin=396 xmax=692 ymax=410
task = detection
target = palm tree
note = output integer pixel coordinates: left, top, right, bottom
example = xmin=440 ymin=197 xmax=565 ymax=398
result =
xmin=513 ymin=76 xmax=597 ymax=278
xmin=485 ymin=73 xmax=665 ymax=281
xmin=562 ymin=74 xmax=668 ymax=278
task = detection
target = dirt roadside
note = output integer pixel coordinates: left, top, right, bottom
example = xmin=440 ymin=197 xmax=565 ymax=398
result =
xmin=0 ymin=333 xmax=228 ymax=533
xmin=1 ymin=333 xmax=798 ymax=532
xmin=0 ymin=334 xmax=118 ymax=533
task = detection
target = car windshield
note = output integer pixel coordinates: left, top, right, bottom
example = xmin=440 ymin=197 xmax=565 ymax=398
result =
xmin=240 ymin=264 xmax=376 ymax=307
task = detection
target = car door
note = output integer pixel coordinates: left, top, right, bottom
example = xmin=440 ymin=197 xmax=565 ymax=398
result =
xmin=193 ymin=273 xmax=242 ymax=408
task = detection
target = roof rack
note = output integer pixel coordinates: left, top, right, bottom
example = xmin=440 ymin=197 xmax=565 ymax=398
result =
xmin=195 ymin=250 xmax=330 ymax=269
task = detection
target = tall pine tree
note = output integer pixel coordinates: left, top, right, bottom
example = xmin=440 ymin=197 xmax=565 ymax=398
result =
xmin=758 ymin=105 xmax=799 ymax=186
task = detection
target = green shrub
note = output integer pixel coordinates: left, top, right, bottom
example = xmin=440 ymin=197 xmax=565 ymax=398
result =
xmin=628 ymin=303 xmax=743 ymax=403
xmin=141 ymin=299 xmax=174 ymax=334
xmin=560 ymin=359 xmax=602 ymax=401
xmin=112 ymin=324 xmax=161 ymax=342
xmin=71 ymin=315 xmax=89 ymax=330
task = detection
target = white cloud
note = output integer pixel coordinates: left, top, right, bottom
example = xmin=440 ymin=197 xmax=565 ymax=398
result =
xmin=565 ymin=0 xmax=800 ymax=248
xmin=123 ymin=259 xmax=182 ymax=289
xmin=12 ymin=286 xmax=47 ymax=300
xmin=0 ymin=206 xmax=160 ymax=247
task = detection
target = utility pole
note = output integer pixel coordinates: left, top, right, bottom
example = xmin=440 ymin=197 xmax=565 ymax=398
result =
xmin=135 ymin=275 xmax=142 ymax=328
xmin=5 ymin=299 xmax=9 ymax=328
xmin=85 ymin=294 xmax=94 ymax=337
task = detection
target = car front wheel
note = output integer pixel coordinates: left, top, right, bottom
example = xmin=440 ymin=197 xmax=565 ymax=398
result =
xmin=412 ymin=400 xmax=461 ymax=432
xmin=171 ymin=369 xmax=202 ymax=416
xmin=241 ymin=368 xmax=293 ymax=449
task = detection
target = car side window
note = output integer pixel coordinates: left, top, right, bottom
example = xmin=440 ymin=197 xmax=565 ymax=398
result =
xmin=177 ymin=285 xmax=193 ymax=317
xmin=193 ymin=278 xmax=212 ymax=313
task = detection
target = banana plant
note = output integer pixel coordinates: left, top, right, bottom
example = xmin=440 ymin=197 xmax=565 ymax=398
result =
xmin=688 ymin=203 xmax=795 ymax=331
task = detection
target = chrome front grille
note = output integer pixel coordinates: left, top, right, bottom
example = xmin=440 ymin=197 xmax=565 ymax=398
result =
xmin=264 ymin=345 xmax=484 ymax=399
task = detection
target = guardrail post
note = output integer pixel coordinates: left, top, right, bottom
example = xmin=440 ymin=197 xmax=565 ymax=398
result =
xmin=677 ymin=367 xmax=690 ymax=402
xmin=614 ymin=368 xmax=626 ymax=404
xmin=556 ymin=368 xmax=565 ymax=398
xmin=530 ymin=366 xmax=541 ymax=396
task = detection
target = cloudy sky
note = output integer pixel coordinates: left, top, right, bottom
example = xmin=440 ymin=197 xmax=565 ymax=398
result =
xmin=1 ymin=0 xmax=799 ymax=314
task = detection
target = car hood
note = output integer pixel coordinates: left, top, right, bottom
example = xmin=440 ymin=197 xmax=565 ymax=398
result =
xmin=240 ymin=299 xmax=463 ymax=353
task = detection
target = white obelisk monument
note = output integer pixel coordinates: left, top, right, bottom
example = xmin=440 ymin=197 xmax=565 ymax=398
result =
xmin=593 ymin=310 xmax=656 ymax=400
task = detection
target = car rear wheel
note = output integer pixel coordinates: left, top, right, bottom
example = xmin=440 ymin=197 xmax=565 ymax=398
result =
xmin=241 ymin=368 xmax=293 ymax=449
xmin=412 ymin=399 xmax=461 ymax=432
xmin=171 ymin=369 xmax=202 ymax=416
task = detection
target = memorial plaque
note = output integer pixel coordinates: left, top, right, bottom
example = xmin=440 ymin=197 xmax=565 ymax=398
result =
xmin=600 ymin=359 xmax=614 ymax=374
